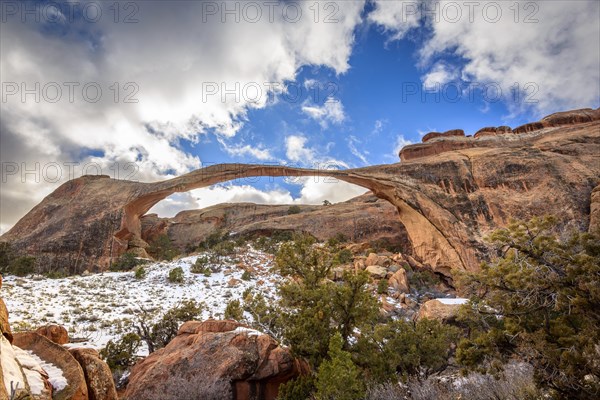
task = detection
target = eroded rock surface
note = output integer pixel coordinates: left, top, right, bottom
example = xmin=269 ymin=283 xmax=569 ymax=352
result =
xmin=125 ymin=319 xmax=308 ymax=400
xmin=1 ymin=108 xmax=598 ymax=275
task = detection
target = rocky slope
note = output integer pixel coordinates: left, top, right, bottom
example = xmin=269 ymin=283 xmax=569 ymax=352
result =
xmin=1 ymin=108 xmax=598 ymax=275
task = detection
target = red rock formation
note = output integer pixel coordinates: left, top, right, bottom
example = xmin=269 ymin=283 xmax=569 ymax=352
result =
xmin=141 ymin=194 xmax=411 ymax=254
xmin=422 ymin=129 xmax=465 ymax=142
xmin=69 ymin=348 xmax=118 ymax=400
xmin=1 ymin=108 xmax=598 ymax=276
xmin=125 ymin=320 xmax=308 ymax=400
xmin=12 ymin=332 xmax=88 ymax=400
xmin=35 ymin=325 xmax=69 ymax=345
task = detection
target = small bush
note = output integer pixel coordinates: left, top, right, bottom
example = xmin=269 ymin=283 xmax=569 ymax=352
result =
xmin=7 ymin=256 xmax=36 ymax=276
xmin=241 ymin=270 xmax=252 ymax=281
xmin=334 ymin=248 xmax=353 ymax=265
xmin=168 ymin=267 xmax=184 ymax=283
xmin=134 ymin=266 xmax=146 ymax=280
xmin=147 ymin=234 xmax=179 ymax=261
xmin=111 ymin=252 xmax=143 ymax=272
xmin=191 ymin=256 xmax=212 ymax=275
xmin=377 ymin=278 xmax=389 ymax=294
xmin=224 ymin=299 xmax=244 ymax=321
xmin=99 ymin=332 xmax=141 ymax=371
xmin=287 ymin=205 xmax=302 ymax=215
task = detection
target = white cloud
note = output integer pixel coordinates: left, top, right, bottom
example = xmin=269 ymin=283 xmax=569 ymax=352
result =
xmin=372 ymin=119 xmax=386 ymax=135
xmin=217 ymin=139 xmax=274 ymax=161
xmin=301 ymin=99 xmax=346 ymax=128
xmin=285 ymin=135 xmax=316 ymax=163
xmin=422 ymin=62 xmax=458 ymax=88
xmin=393 ymin=134 xmax=414 ymax=158
xmin=371 ymin=0 xmax=600 ymax=115
xmin=0 ymin=1 xmax=367 ymax=230
xmin=368 ymin=0 xmax=422 ymax=40
xmin=347 ymin=136 xmax=369 ymax=165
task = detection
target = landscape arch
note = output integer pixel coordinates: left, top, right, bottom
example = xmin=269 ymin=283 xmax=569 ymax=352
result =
xmin=116 ymin=164 xmax=469 ymax=274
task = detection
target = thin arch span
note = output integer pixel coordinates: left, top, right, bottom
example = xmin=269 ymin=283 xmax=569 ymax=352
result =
xmin=116 ymin=164 xmax=468 ymax=273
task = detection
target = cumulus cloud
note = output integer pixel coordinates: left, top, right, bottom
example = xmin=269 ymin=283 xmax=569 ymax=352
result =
xmin=0 ymin=0 xmax=366 ymax=230
xmin=393 ymin=134 xmax=414 ymax=158
xmin=285 ymin=135 xmax=316 ymax=163
xmin=422 ymin=62 xmax=458 ymax=88
xmin=301 ymin=99 xmax=346 ymax=128
xmin=371 ymin=0 xmax=600 ymax=114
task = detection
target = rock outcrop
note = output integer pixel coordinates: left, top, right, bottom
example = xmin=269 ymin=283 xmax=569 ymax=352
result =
xmin=1 ymin=108 xmax=598 ymax=275
xmin=68 ymin=348 xmax=117 ymax=400
xmin=141 ymin=193 xmax=411 ymax=254
xmin=417 ymin=298 xmax=469 ymax=322
xmin=35 ymin=325 xmax=69 ymax=345
xmin=125 ymin=319 xmax=308 ymax=400
xmin=12 ymin=333 xmax=88 ymax=400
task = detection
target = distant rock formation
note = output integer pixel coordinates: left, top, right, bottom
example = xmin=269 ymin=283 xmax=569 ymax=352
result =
xmin=125 ymin=319 xmax=309 ymax=400
xmin=1 ymin=108 xmax=598 ymax=276
xmin=141 ymin=193 xmax=410 ymax=254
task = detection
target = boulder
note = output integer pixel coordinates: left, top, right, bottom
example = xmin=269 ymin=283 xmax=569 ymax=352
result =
xmin=1 ymin=335 xmax=53 ymax=400
xmin=35 ymin=325 xmax=68 ymax=345
xmin=125 ymin=320 xmax=308 ymax=400
xmin=388 ymin=268 xmax=410 ymax=293
xmin=12 ymin=332 xmax=88 ymax=400
xmin=0 ymin=298 xmax=12 ymax=343
xmin=365 ymin=253 xmax=391 ymax=268
xmin=69 ymin=348 xmax=117 ymax=400
xmin=365 ymin=265 xmax=387 ymax=279
xmin=417 ymin=298 xmax=468 ymax=322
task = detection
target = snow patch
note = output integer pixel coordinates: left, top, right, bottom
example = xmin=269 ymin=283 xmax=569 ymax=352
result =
xmin=436 ymin=298 xmax=469 ymax=305
xmin=233 ymin=326 xmax=264 ymax=337
xmin=25 ymin=351 xmax=68 ymax=392
xmin=13 ymin=347 xmax=46 ymax=395
xmin=0 ymin=335 xmax=26 ymax=396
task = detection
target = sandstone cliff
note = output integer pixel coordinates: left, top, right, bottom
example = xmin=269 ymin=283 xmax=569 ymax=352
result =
xmin=1 ymin=108 xmax=598 ymax=275
xmin=140 ymin=193 xmax=410 ymax=254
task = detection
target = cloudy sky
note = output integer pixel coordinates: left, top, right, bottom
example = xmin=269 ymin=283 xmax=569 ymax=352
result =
xmin=1 ymin=0 xmax=599 ymax=233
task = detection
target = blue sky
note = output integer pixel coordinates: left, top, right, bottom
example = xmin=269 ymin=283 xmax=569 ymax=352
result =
xmin=1 ymin=0 xmax=599 ymax=228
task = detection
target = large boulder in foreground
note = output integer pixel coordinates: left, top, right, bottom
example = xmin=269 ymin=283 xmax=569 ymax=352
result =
xmin=12 ymin=332 xmax=88 ymax=400
xmin=125 ymin=319 xmax=309 ymax=400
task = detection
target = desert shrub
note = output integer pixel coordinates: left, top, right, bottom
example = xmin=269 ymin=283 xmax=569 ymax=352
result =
xmin=224 ymin=299 xmax=243 ymax=321
xmin=278 ymin=375 xmax=316 ymax=400
xmin=146 ymin=234 xmax=179 ymax=261
xmin=212 ymin=240 xmax=236 ymax=256
xmin=168 ymin=267 xmax=184 ymax=283
xmin=377 ymin=278 xmax=388 ymax=294
xmin=241 ymin=270 xmax=252 ymax=281
xmin=191 ymin=256 xmax=212 ymax=276
xmin=134 ymin=300 xmax=202 ymax=353
xmin=315 ymin=332 xmax=365 ymax=400
xmin=198 ymin=230 xmax=228 ymax=250
xmin=456 ymin=216 xmax=600 ymax=398
xmin=6 ymin=256 xmax=36 ymax=276
xmin=333 ymin=248 xmax=353 ymax=265
xmin=134 ymin=266 xmax=146 ymax=279
xmin=100 ymin=332 xmax=141 ymax=371
xmin=287 ymin=205 xmax=302 ymax=215
xmin=110 ymin=252 xmax=143 ymax=272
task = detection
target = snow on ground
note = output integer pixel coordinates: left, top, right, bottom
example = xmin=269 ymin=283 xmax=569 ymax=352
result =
xmin=2 ymin=247 xmax=281 ymax=355
xmin=436 ymin=298 xmax=469 ymax=305
xmin=24 ymin=350 xmax=68 ymax=392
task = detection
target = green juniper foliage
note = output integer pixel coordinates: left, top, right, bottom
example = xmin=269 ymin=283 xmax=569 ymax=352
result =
xmin=456 ymin=216 xmax=600 ymax=399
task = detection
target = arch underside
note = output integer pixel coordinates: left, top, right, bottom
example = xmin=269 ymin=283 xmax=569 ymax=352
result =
xmin=117 ymin=164 xmax=469 ymax=273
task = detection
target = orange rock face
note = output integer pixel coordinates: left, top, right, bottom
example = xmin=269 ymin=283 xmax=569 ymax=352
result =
xmin=69 ymin=348 xmax=118 ymax=400
xmin=1 ymin=108 xmax=598 ymax=275
xmin=35 ymin=325 xmax=69 ymax=345
xmin=125 ymin=320 xmax=308 ymax=400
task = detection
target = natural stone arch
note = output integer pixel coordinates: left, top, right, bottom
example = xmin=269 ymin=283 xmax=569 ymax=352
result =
xmin=117 ymin=164 xmax=468 ymax=274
